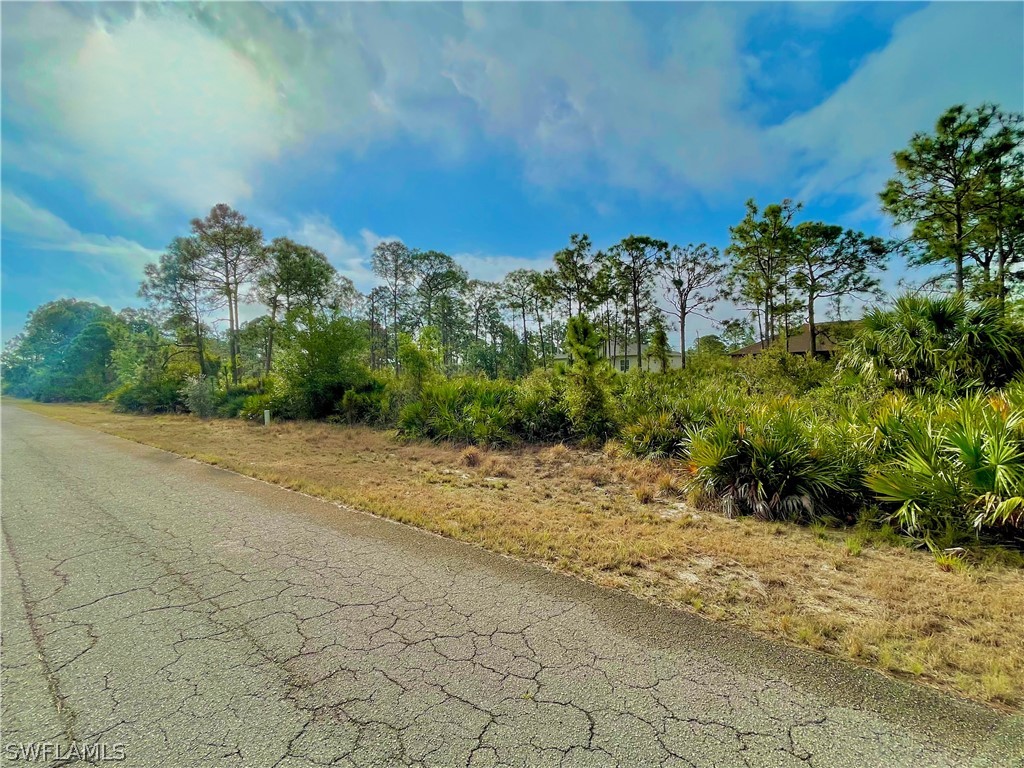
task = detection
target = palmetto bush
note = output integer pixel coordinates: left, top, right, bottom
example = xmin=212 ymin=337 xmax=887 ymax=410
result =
xmin=397 ymin=376 xmax=517 ymax=445
xmin=619 ymin=393 xmax=727 ymax=460
xmin=686 ymin=402 xmax=856 ymax=522
xmin=514 ymin=369 xmax=571 ymax=442
xmin=843 ymin=293 xmax=1024 ymax=394
xmin=621 ymin=412 xmax=685 ymax=459
xmin=866 ymin=391 xmax=1024 ymax=545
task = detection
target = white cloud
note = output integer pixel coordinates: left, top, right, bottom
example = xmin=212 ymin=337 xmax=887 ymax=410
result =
xmin=450 ymin=252 xmax=553 ymax=285
xmin=285 ymin=215 xmax=399 ymax=291
xmin=2 ymin=3 xmax=772 ymax=218
xmin=1 ymin=190 xmax=161 ymax=272
xmin=776 ymin=2 xmax=1024 ymax=222
xmin=441 ymin=4 xmax=767 ymax=194
xmin=2 ymin=1 xmax=1021 ymax=228
xmin=3 ymin=4 xmax=291 ymax=217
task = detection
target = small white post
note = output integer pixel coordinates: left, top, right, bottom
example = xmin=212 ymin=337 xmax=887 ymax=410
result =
xmin=263 ymin=409 xmax=271 ymax=427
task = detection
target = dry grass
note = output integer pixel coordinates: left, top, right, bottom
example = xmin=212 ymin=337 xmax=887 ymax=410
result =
xmin=16 ymin=400 xmax=1024 ymax=710
xmin=460 ymin=446 xmax=482 ymax=467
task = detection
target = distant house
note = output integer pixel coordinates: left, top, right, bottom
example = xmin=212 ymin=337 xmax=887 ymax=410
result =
xmin=552 ymin=342 xmax=683 ymax=373
xmin=729 ymin=322 xmax=857 ymax=358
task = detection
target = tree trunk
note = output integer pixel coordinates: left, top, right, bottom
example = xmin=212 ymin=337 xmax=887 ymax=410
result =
xmin=807 ymin=290 xmax=817 ymax=357
xmin=521 ymin=307 xmax=529 ymax=370
xmin=195 ymin=319 xmax=207 ymax=377
xmin=679 ymin=314 xmax=687 ymax=369
xmin=633 ymin=290 xmax=642 ymax=371
xmin=954 ymin=204 xmax=965 ymax=293
xmin=535 ymin=309 xmax=545 ymax=366
xmin=998 ymin=248 xmax=1008 ymax=311
xmin=265 ymin=324 xmax=275 ymax=376
xmin=392 ymin=289 xmax=399 ymax=373
xmin=678 ymin=322 xmax=685 ymax=367
xmin=229 ymin=291 xmax=239 ymax=385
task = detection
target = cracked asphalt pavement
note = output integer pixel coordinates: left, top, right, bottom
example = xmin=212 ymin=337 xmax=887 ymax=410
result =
xmin=2 ymin=405 xmax=1022 ymax=767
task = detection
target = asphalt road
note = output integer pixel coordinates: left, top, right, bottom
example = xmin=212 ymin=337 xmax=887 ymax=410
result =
xmin=1 ymin=405 xmax=1021 ymax=768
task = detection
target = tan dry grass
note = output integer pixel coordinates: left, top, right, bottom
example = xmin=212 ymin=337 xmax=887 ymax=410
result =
xmin=16 ymin=400 xmax=1024 ymax=709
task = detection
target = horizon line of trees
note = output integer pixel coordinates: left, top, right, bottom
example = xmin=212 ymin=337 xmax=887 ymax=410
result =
xmin=3 ymin=102 xmax=1022 ymax=404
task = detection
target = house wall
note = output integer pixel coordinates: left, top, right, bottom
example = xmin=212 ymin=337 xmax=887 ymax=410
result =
xmin=551 ymin=350 xmax=684 ymax=373
xmin=608 ymin=354 xmax=683 ymax=373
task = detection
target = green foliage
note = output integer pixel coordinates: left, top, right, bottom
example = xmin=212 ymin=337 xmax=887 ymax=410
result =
xmin=647 ymin=324 xmax=671 ymax=374
xmin=397 ymin=377 xmax=517 ymax=445
xmin=563 ymin=368 xmax=615 ymax=445
xmin=514 ymin=369 xmax=571 ymax=442
xmin=866 ymin=392 xmax=1024 ymax=546
xmin=109 ymin=368 xmax=189 ymax=413
xmin=215 ymin=379 xmax=264 ymax=418
xmin=738 ymin=341 xmax=837 ymax=397
xmin=561 ymin=316 xmax=615 ymax=443
xmin=621 ymin=412 xmax=684 ymax=459
xmin=687 ymin=402 xmax=857 ymax=523
xmin=564 ymin=315 xmax=603 ymax=367
xmin=843 ymin=293 xmax=1024 ymax=393
xmin=880 ymin=104 xmax=1023 ymax=297
xmin=2 ymin=299 xmax=118 ymax=401
xmin=181 ymin=375 xmax=217 ymax=418
xmin=694 ymin=335 xmax=726 ymax=357
xmin=276 ymin=309 xmax=368 ymax=419
xmin=398 ymin=328 xmax=443 ymax=393
xmin=338 ymin=380 xmax=389 ymax=425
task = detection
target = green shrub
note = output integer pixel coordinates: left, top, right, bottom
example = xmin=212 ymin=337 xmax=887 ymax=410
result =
xmin=563 ymin=367 xmax=615 ymax=444
xmin=338 ymin=380 xmax=388 ymax=424
xmin=843 ymin=294 xmax=1024 ymax=394
xmin=181 ymin=375 xmax=217 ymax=418
xmin=621 ymin=412 xmax=685 ymax=459
xmin=239 ymin=394 xmax=274 ymax=421
xmin=396 ymin=376 xmax=517 ymax=445
xmin=737 ymin=342 xmax=837 ymax=397
xmin=237 ymin=376 xmax=291 ymax=421
xmin=110 ymin=374 xmax=187 ymax=413
xmin=397 ymin=399 xmax=430 ymax=438
xmin=687 ymin=402 xmax=855 ymax=522
xmin=514 ymin=369 xmax=571 ymax=442
xmin=865 ymin=391 xmax=1024 ymax=546
xmin=211 ymin=378 xmax=264 ymax=419
xmin=276 ymin=310 xmax=368 ymax=419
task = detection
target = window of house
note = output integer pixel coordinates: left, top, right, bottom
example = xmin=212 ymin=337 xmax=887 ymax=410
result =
xmin=619 ymin=357 xmax=629 ymax=372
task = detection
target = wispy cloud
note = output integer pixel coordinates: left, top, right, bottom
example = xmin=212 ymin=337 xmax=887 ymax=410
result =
xmin=3 ymin=2 xmax=1020 ymax=225
xmin=3 ymin=4 xmax=291 ymax=218
xmin=1 ymin=190 xmax=160 ymax=271
xmin=776 ymin=2 xmax=1024 ymax=222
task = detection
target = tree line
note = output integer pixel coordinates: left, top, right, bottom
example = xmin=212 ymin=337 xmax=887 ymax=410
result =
xmin=3 ymin=102 xmax=1022 ymax=405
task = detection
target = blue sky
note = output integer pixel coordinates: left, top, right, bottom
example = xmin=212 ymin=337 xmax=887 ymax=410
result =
xmin=2 ymin=2 xmax=1022 ymax=345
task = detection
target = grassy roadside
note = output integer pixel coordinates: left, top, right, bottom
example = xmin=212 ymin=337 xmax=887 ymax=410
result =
xmin=12 ymin=399 xmax=1024 ymax=709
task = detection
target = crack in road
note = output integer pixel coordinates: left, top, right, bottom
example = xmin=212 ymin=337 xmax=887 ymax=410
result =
xmin=2 ymin=406 xmax=1021 ymax=767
